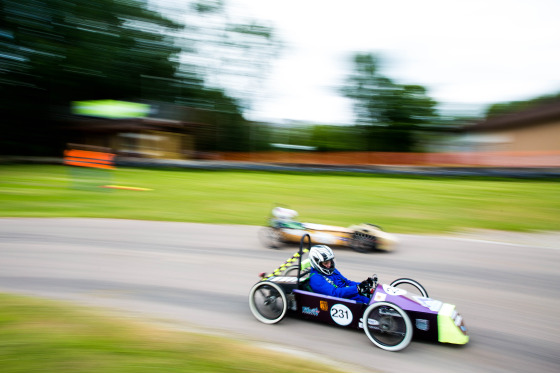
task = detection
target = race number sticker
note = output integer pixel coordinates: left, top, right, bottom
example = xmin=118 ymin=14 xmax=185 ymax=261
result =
xmin=382 ymin=284 xmax=407 ymax=296
xmin=330 ymin=304 xmax=353 ymax=326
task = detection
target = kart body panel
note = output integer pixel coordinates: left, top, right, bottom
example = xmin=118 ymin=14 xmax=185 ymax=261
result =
xmin=266 ymin=275 xmax=468 ymax=345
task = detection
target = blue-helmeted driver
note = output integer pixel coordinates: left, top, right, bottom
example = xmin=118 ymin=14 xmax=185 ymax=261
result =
xmin=307 ymin=245 xmax=371 ymax=304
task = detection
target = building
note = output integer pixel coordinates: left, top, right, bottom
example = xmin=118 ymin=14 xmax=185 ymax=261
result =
xmin=60 ymin=100 xmax=208 ymax=160
xmin=457 ymin=99 xmax=560 ymax=152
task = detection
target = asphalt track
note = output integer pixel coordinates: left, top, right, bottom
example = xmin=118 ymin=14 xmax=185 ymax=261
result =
xmin=1 ymin=218 xmax=559 ymax=372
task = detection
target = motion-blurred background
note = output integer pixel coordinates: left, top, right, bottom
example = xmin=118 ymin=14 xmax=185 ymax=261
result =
xmin=2 ymin=0 xmax=559 ymax=167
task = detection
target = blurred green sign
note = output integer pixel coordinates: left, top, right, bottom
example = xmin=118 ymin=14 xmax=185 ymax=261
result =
xmin=72 ymin=100 xmax=150 ymax=119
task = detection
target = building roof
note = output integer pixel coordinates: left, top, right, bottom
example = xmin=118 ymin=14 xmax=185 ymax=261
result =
xmin=461 ymin=99 xmax=560 ymax=133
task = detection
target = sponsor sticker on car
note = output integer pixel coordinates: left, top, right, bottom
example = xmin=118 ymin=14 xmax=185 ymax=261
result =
xmin=382 ymin=284 xmax=407 ymax=296
xmin=416 ymin=319 xmax=430 ymax=331
xmin=373 ymin=292 xmax=387 ymax=302
xmin=413 ymin=296 xmax=443 ymax=312
xmin=302 ymin=306 xmax=319 ymax=316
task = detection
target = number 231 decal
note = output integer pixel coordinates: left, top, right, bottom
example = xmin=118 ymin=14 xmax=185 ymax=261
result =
xmin=330 ymin=304 xmax=353 ymax=326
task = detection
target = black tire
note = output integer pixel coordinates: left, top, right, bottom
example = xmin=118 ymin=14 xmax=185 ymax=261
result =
xmin=249 ymin=281 xmax=288 ymax=324
xmin=362 ymin=301 xmax=413 ymax=351
xmin=350 ymin=231 xmax=377 ymax=253
xmin=259 ymin=227 xmax=283 ymax=249
xmin=389 ymin=278 xmax=429 ymax=298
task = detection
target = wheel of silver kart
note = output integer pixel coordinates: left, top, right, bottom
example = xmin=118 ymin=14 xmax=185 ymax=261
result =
xmin=362 ymin=301 xmax=413 ymax=351
xmin=390 ymin=278 xmax=429 ymax=298
xmin=350 ymin=231 xmax=377 ymax=253
xmin=258 ymin=227 xmax=283 ymax=249
xmin=249 ymin=281 xmax=288 ymax=324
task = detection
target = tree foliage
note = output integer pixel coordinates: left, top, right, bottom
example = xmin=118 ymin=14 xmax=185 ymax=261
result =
xmin=1 ymin=0 xmax=188 ymax=101
xmin=0 ymin=0 xmax=188 ymax=154
xmin=176 ymin=0 xmax=281 ymax=112
xmin=341 ymin=53 xmax=438 ymax=151
xmin=0 ymin=0 xmax=279 ymax=155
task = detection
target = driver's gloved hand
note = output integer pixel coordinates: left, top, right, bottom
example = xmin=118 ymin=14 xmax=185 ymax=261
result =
xmin=357 ymin=280 xmax=371 ymax=296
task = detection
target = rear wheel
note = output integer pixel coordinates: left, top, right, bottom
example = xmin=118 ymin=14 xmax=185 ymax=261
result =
xmin=362 ymin=302 xmax=412 ymax=351
xmin=390 ymin=278 xmax=429 ymax=298
xmin=259 ymin=227 xmax=283 ymax=249
xmin=351 ymin=231 xmax=377 ymax=253
xmin=249 ymin=281 xmax=288 ymax=324
xmin=282 ymin=265 xmax=299 ymax=276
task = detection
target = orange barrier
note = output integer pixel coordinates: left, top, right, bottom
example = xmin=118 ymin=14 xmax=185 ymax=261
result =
xmin=64 ymin=149 xmax=115 ymax=170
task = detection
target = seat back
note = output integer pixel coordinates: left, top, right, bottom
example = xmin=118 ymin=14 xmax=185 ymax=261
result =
xmin=297 ymin=261 xmax=313 ymax=291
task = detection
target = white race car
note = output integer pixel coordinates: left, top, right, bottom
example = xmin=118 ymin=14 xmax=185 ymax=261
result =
xmin=259 ymin=207 xmax=398 ymax=253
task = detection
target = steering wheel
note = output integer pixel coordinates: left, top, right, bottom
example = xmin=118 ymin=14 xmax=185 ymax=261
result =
xmin=367 ymin=274 xmax=378 ymax=299
xmin=358 ymin=274 xmax=378 ymax=299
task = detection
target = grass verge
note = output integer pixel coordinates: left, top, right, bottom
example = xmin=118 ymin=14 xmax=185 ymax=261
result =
xmin=0 ymin=293 xmax=340 ymax=373
xmin=1 ymin=164 xmax=559 ymax=233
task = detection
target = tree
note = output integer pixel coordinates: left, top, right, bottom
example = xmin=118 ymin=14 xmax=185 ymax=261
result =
xmin=168 ymin=0 xmax=281 ymax=152
xmin=0 ymin=0 xmax=279 ymax=155
xmin=174 ymin=0 xmax=281 ymax=112
xmin=0 ymin=0 xmax=187 ymax=155
xmin=341 ymin=53 xmax=438 ymax=151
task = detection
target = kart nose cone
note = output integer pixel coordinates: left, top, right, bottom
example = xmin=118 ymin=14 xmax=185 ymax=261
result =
xmin=437 ymin=303 xmax=469 ymax=344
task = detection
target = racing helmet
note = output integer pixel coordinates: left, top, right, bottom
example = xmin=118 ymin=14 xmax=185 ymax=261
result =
xmin=309 ymin=245 xmax=336 ymax=275
xmin=272 ymin=207 xmax=298 ymax=220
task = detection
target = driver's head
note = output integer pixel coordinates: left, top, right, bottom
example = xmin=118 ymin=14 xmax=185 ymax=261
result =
xmin=309 ymin=245 xmax=335 ymax=275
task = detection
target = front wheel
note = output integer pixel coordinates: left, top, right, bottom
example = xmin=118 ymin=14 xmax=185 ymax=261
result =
xmin=390 ymin=278 xmax=429 ymax=298
xmin=249 ymin=281 xmax=288 ymax=324
xmin=362 ymin=302 xmax=413 ymax=351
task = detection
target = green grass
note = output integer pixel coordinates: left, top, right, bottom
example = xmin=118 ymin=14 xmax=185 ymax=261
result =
xmin=1 ymin=164 xmax=558 ymax=233
xmin=0 ymin=293 xmax=338 ymax=373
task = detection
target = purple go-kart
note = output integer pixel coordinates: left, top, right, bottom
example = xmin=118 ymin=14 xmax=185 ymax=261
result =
xmin=249 ymin=234 xmax=469 ymax=351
